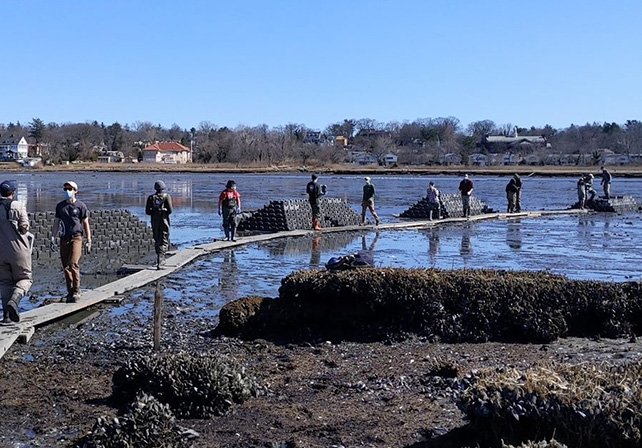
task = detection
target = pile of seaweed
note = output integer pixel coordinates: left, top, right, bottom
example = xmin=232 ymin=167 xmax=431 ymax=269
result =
xmin=215 ymin=268 xmax=642 ymax=343
xmin=76 ymin=353 xmax=258 ymax=447
xmin=74 ymin=393 xmax=197 ymax=448
xmin=457 ymin=361 xmax=642 ymax=448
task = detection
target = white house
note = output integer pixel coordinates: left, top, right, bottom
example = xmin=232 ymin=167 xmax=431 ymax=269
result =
xmin=0 ymin=135 xmax=28 ymax=160
xmin=502 ymin=152 xmax=521 ymax=165
xmin=603 ymin=153 xmax=630 ymax=165
xmin=440 ymin=153 xmax=462 ymax=165
xmin=381 ymin=153 xmax=398 ymax=166
xmin=143 ymin=142 xmax=192 ymax=164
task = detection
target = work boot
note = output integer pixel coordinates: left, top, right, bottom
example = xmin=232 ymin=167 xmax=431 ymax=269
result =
xmin=6 ymin=291 xmax=22 ymax=323
xmin=2 ymin=310 xmax=9 ymax=324
xmin=230 ymin=229 xmax=236 ymax=242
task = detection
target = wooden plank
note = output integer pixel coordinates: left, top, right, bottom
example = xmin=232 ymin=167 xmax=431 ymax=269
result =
xmin=18 ymin=327 xmax=35 ymax=343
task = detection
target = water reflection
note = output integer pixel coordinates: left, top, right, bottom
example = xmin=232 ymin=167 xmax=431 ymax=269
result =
xmin=311 ymin=235 xmax=321 ymax=267
xmin=428 ymin=229 xmax=440 ymax=265
xmin=218 ymin=249 xmax=240 ymax=297
xmin=577 ymin=216 xmax=596 ymax=240
xmin=360 ymin=231 xmax=380 ymax=266
xmin=506 ymin=220 xmax=522 ymax=250
xmin=460 ymin=224 xmax=473 ymax=264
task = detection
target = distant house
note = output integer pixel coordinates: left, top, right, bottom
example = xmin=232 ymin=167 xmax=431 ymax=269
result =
xmin=482 ymin=127 xmax=550 ymax=152
xmin=303 ymin=131 xmax=322 ymax=144
xmin=502 ymin=152 xmax=521 ymax=165
xmin=603 ymin=153 xmax=630 ymax=165
xmin=335 ymin=136 xmax=348 ymax=147
xmin=381 ymin=153 xmax=398 ymax=166
xmin=469 ymin=153 xmax=488 ymax=166
xmin=440 ymin=153 xmax=462 ymax=165
xmin=143 ymin=142 xmax=192 ymax=164
xmin=97 ymin=151 xmax=124 ymax=163
xmin=523 ymin=154 xmax=541 ymax=165
xmin=347 ymin=150 xmax=378 ymax=165
xmin=0 ymin=135 xmax=28 ymax=160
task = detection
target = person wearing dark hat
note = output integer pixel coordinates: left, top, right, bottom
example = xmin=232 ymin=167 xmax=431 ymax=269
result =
xmin=218 ymin=180 xmax=241 ymax=241
xmin=361 ymin=177 xmax=381 ymax=225
xmin=306 ymin=174 xmax=324 ymax=230
xmin=505 ymin=177 xmax=519 ymax=213
xmin=50 ymin=181 xmax=91 ymax=303
xmin=145 ymin=180 xmax=173 ymax=269
xmin=0 ymin=180 xmax=32 ymax=323
xmin=513 ymin=173 xmax=523 ymax=212
xmin=600 ymin=166 xmax=612 ymax=199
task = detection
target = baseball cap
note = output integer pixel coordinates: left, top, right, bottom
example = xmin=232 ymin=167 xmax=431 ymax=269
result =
xmin=364 ymin=176 xmax=371 ymax=182
xmin=311 ymin=174 xmax=318 ymax=180
xmin=0 ymin=180 xmax=17 ymax=197
xmin=63 ymin=181 xmax=78 ymax=191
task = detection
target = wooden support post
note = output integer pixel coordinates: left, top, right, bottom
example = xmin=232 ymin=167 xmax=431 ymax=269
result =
xmin=153 ymin=281 xmax=163 ymax=351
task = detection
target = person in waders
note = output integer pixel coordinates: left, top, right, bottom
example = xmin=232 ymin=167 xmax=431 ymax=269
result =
xmin=218 ymin=180 xmax=241 ymax=241
xmin=306 ymin=174 xmax=325 ymax=230
xmin=0 ymin=180 xmax=32 ymax=323
xmin=458 ymin=174 xmax=474 ymax=218
xmin=145 ymin=180 xmax=173 ymax=269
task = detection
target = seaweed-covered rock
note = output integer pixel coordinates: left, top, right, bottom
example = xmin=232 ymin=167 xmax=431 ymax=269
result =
xmin=215 ymin=268 xmax=641 ymax=343
xmin=457 ymin=361 xmax=642 ymax=448
xmin=112 ymin=352 xmax=258 ymax=418
xmin=76 ymin=393 xmax=197 ymax=448
xmin=215 ymin=296 xmax=267 ymax=337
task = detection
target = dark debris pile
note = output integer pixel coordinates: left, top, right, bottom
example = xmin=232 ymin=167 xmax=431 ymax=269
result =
xmin=215 ymin=268 xmax=642 ymax=343
xmin=112 ymin=352 xmax=259 ymax=418
xmin=457 ymin=361 xmax=642 ymax=448
xmin=75 ymin=393 xmax=197 ymax=448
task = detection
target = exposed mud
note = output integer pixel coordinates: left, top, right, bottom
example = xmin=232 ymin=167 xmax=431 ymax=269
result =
xmin=2 ymin=279 xmax=642 ymax=447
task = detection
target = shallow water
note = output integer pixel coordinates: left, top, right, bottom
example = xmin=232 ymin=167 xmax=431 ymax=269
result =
xmin=6 ymin=172 xmax=641 ymax=315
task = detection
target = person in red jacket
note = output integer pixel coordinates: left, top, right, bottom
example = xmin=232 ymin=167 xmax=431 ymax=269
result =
xmin=218 ymin=180 xmax=241 ymax=241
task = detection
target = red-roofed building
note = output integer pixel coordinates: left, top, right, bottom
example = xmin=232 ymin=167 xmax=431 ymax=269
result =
xmin=143 ymin=141 xmax=192 ymax=164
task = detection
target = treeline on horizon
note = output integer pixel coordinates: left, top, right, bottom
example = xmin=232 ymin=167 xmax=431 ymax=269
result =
xmin=2 ymin=117 xmax=641 ymax=165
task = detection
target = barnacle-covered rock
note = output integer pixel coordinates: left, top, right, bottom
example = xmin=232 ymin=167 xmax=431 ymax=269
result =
xmin=75 ymin=393 xmax=197 ymax=448
xmin=112 ymin=352 xmax=258 ymax=418
xmin=457 ymin=362 xmax=642 ymax=448
xmin=215 ymin=268 xmax=641 ymax=344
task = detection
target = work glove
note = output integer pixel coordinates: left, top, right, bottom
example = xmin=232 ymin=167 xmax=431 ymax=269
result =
xmin=49 ymin=236 xmax=56 ymax=251
xmin=218 ymin=210 xmax=222 ymax=216
xmin=235 ymin=207 xmax=241 ymax=214
xmin=86 ymin=240 xmax=92 ymax=253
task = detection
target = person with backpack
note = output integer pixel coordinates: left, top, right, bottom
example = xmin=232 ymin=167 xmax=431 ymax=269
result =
xmin=218 ymin=180 xmax=241 ymax=241
xmin=306 ymin=174 xmax=325 ymax=230
xmin=0 ymin=180 xmax=32 ymax=323
xmin=145 ymin=180 xmax=173 ymax=269
xmin=50 ymin=181 xmax=91 ymax=303
xmin=505 ymin=177 xmax=519 ymax=213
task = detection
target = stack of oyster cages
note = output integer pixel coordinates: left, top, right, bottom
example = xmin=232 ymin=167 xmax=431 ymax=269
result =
xmin=399 ymin=193 xmax=492 ymax=219
xmin=238 ymin=198 xmax=363 ymax=232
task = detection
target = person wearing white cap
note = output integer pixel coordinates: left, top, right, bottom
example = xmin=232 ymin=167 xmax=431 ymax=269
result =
xmin=0 ymin=180 xmax=32 ymax=323
xmin=458 ymin=174 xmax=474 ymax=218
xmin=361 ymin=177 xmax=380 ymax=225
xmin=50 ymin=181 xmax=91 ymax=303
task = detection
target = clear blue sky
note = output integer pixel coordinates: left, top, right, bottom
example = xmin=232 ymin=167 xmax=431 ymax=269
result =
xmin=2 ymin=0 xmax=640 ymax=132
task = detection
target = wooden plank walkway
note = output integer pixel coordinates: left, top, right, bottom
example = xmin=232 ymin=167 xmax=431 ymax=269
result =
xmin=0 ymin=208 xmax=586 ymax=359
